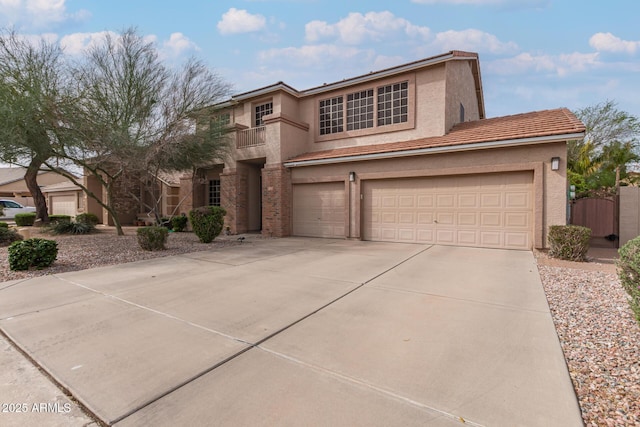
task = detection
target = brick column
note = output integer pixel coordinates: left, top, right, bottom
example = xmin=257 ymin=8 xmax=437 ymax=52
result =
xmin=221 ymin=169 xmax=249 ymax=234
xmin=261 ymin=164 xmax=291 ymax=237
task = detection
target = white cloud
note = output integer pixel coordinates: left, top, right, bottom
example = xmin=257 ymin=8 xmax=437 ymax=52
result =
xmin=59 ymin=31 xmax=116 ymax=55
xmin=589 ymin=32 xmax=640 ymax=54
xmin=0 ymin=0 xmax=89 ymax=29
xmin=488 ymin=51 xmax=600 ymax=77
xmin=163 ymin=32 xmax=199 ymax=57
xmin=431 ymin=29 xmax=518 ymax=54
xmin=258 ymin=44 xmax=368 ymax=68
xmin=305 ymin=11 xmax=430 ymax=45
xmin=217 ymin=8 xmax=266 ymax=35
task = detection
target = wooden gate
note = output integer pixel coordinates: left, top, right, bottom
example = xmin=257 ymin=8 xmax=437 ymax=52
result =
xmin=570 ymin=197 xmax=618 ymax=247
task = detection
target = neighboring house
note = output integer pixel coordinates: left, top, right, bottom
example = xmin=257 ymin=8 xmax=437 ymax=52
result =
xmin=0 ymin=167 xmax=72 ymax=208
xmin=41 ymin=181 xmax=84 ymax=217
xmin=177 ymin=50 xmax=584 ymax=250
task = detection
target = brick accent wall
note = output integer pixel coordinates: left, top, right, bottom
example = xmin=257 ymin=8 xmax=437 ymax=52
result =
xmin=221 ymin=170 xmax=250 ymax=234
xmin=261 ymin=165 xmax=291 ymax=237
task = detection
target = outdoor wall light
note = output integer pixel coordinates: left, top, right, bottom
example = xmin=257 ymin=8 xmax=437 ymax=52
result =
xmin=551 ymin=157 xmax=560 ymax=171
xmin=349 ymin=171 xmax=356 ymax=182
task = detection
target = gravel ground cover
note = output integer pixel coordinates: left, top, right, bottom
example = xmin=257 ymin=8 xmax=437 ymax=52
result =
xmin=0 ymin=227 xmax=241 ymax=282
xmin=537 ymin=254 xmax=640 ymax=427
xmin=1 ymin=229 xmax=639 ymax=425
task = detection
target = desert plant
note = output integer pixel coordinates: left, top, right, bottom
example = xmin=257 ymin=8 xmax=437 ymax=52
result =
xmin=50 ymin=220 xmax=94 ymax=235
xmin=171 ymin=215 xmax=188 ymax=232
xmin=617 ymin=236 xmax=640 ymax=324
xmin=14 ymin=212 xmax=36 ymax=226
xmin=49 ymin=214 xmax=72 ymax=224
xmin=0 ymin=221 xmax=8 ymax=228
xmin=0 ymin=227 xmax=23 ymax=246
xmin=75 ymin=213 xmax=99 ymax=226
xmin=189 ymin=206 xmax=226 ymax=243
xmin=136 ymin=226 xmax=168 ymax=251
xmin=8 ymin=238 xmax=58 ymax=271
xmin=547 ymin=225 xmax=591 ymax=261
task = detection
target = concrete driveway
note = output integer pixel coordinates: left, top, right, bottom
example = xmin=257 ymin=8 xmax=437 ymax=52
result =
xmin=0 ymin=238 xmax=582 ymax=426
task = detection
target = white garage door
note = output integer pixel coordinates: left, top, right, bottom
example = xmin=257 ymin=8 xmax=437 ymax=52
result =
xmin=292 ymin=182 xmax=345 ymax=238
xmin=51 ymin=195 xmax=77 ymax=217
xmin=362 ymin=172 xmax=533 ymax=250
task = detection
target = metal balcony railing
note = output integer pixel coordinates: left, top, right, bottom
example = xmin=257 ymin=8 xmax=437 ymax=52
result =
xmin=236 ymin=126 xmax=266 ymax=148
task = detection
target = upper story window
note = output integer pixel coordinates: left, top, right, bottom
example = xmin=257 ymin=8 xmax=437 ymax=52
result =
xmin=377 ymin=81 xmax=408 ymax=126
xmin=346 ymin=89 xmax=374 ymax=131
xmin=319 ymin=96 xmax=344 ymax=135
xmin=254 ymin=102 xmax=273 ymax=127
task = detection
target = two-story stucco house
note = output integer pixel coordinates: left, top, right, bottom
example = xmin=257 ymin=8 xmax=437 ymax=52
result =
xmin=179 ymin=50 xmax=585 ymax=250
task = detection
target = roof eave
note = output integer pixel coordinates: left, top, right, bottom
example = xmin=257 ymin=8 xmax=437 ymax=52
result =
xmin=284 ymin=132 xmax=585 ymax=168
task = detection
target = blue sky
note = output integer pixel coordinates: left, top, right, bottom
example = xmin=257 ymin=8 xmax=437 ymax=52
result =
xmin=1 ymin=0 xmax=639 ymax=119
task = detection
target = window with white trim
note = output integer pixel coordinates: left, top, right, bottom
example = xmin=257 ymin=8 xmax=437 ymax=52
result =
xmin=254 ymin=102 xmax=273 ymax=127
xmin=346 ymin=89 xmax=374 ymax=131
xmin=319 ymin=96 xmax=344 ymax=135
xmin=377 ymin=81 xmax=408 ymax=126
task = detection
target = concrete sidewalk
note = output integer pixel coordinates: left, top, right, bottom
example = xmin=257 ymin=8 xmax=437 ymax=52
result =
xmin=0 ymin=238 xmax=582 ymax=426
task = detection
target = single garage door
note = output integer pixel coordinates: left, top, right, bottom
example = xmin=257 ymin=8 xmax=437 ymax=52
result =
xmin=362 ymin=172 xmax=533 ymax=250
xmin=51 ymin=195 xmax=77 ymax=217
xmin=292 ymin=182 xmax=345 ymax=238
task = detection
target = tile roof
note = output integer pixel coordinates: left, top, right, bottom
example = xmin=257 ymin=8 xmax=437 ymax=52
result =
xmin=286 ymin=108 xmax=585 ymax=164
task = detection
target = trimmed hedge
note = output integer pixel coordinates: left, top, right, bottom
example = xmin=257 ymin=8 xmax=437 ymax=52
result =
xmin=548 ymin=225 xmax=591 ymax=261
xmin=189 ymin=206 xmax=226 ymax=243
xmin=49 ymin=214 xmax=71 ymax=224
xmin=137 ymin=226 xmax=168 ymax=251
xmin=76 ymin=213 xmax=99 ymax=226
xmin=171 ymin=215 xmax=188 ymax=232
xmin=8 ymin=238 xmax=58 ymax=271
xmin=617 ymin=236 xmax=640 ymax=324
xmin=0 ymin=221 xmax=8 ymax=228
xmin=14 ymin=212 xmax=36 ymax=226
xmin=0 ymin=227 xmax=23 ymax=246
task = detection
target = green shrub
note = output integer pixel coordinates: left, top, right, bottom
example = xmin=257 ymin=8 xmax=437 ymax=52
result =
xmin=8 ymin=238 xmax=58 ymax=271
xmin=617 ymin=236 xmax=640 ymax=324
xmin=136 ymin=226 xmax=168 ymax=251
xmin=0 ymin=227 xmax=23 ymax=246
xmin=14 ymin=212 xmax=36 ymax=226
xmin=50 ymin=220 xmax=94 ymax=235
xmin=0 ymin=221 xmax=8 ymax=228
xmin=189 ymin=206 xmax=226 ymax=243
xmin=75 ymin=213 xmax=99 ymax=226
xmin=171 ymin=215 xmax=188 ymax=232
xmin=49 ymin=214 xmax=71 ymax=224
xmin=548 ymin=225 xmax=591 ymax=261
xmin=160 ymin=217 xmax=172 ymax=230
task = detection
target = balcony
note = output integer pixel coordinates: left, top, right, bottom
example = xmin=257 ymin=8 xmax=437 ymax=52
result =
xmin=237 ymin=126 xmax=266 ymax=149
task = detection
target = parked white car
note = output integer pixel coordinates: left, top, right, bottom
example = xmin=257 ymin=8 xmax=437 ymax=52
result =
xmin=0 ymin=199 xmax=37 ymax=219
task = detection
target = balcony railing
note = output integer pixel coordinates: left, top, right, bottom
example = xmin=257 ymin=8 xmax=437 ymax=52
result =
xmin=237 ymin=126 xmax=266 ymax=149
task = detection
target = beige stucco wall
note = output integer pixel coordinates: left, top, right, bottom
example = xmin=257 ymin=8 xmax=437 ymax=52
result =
xmin=0 ymin=171 xmax=70 ymax=194
xmin=444 ymin=60 xmax=481 ymax=131
xmin=289 ymin=141 xmax=567 ymax=249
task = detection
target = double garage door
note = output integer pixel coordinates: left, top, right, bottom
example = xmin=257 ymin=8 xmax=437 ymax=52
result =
xmin=293 ymin=171 xmax=533 ymax=250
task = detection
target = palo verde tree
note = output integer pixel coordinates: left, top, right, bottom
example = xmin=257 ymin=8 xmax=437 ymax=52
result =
xmin=570 ymin=100 xmax=640 ymax=196
xmin=46 ymin=28 xmax=232 ymax=235
xmin=0 ymin=30 xmax=66 ymax=223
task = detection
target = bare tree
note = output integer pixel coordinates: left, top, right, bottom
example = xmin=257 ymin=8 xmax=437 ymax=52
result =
xmin=0 ymin=30 xmax=66 ymax=223
xmin=48 ymin=29 xmax=232 ymax=235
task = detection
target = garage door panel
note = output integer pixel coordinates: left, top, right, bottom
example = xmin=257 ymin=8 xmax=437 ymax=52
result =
xmin=292 ymin=182 xmax=345 ymax=239
xmin=363 ymin=172 xmax=532 ymax=250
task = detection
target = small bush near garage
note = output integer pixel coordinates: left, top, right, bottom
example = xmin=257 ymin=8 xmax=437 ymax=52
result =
xmin=0 ymin=221 xmax=8 ymax=228
xmin=548 ymin=225 xmax=591 ymax=261
xmin=617 ymin=236 xmax=640 ymax=324
xmin=171 ymin=215 xmax=188 ymax=232
xmin=137 ymin=226 xmax=168 ymax=251
xmin=14 ymin=212 xmax=36 ymax=226
xmin=189 ymin=206 xmax=226 ymax=243
xmin=76 ymin=213 xmax=99 ymax=226
xmin=49 ymin=214 xmax=72 ymax=224
xmin=50 ymin=220 xmax=95 ymax=235
xmin=8 ymin=238 xmax=58 ymax=271
xmin=0 ymin=227 xmax=23 ymax=246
